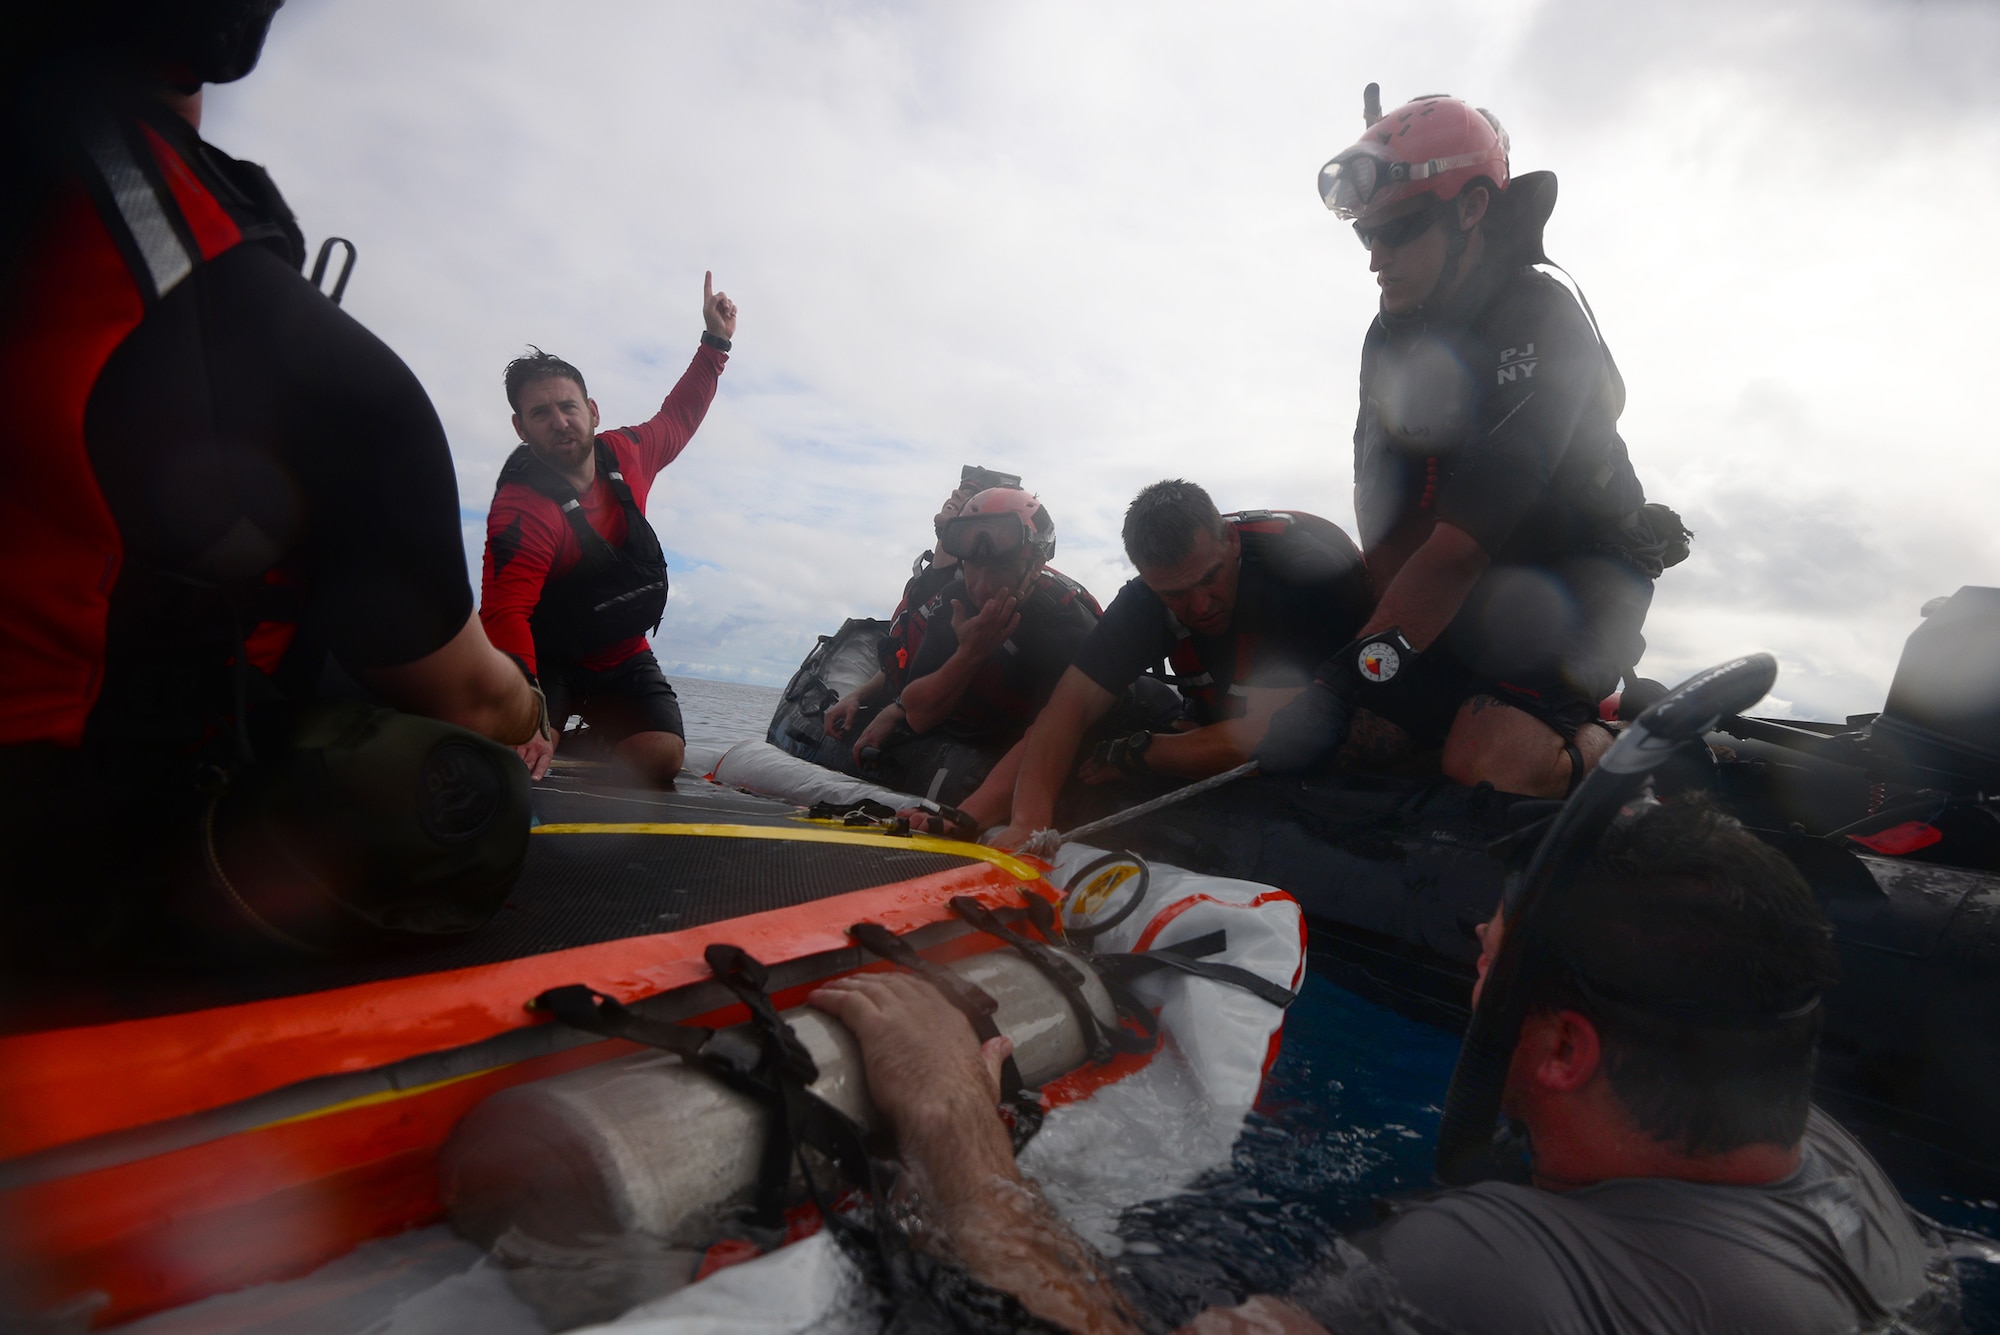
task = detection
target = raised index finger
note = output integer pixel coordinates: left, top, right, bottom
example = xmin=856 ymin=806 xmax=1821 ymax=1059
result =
xmin=704 ymin=270 xmax=714 ymax=303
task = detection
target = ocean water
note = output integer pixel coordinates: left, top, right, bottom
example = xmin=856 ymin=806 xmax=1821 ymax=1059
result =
xmin=664 ymin=673 xmax=2000 ymax=1328
xmin=670 ymin=674 xmax=787 ymax=750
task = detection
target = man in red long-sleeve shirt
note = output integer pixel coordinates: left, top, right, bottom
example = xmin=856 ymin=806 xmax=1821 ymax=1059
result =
xmin=480 ymin=274 xmax=737 ymax=785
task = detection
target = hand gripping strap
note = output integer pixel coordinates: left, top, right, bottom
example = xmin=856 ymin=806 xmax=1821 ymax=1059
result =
xmin=849 ymin=922 xmax=1047 ymax=1152
xmin=535 ymin=951 xmax=878 ymax=1232
xmin=535 ymin=957 xmax=1072 ymax=1331
xmin=949 ymin=896 xmax=1158 ymax=1062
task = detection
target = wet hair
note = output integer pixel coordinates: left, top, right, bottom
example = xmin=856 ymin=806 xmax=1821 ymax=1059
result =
xmin=1122 ymin=480 xmax=1228 ymax=569
xmin=1519 ymin=796 xmax=1841 ymax=1155
xmin=503 ymin=347 xmax=588 ymax=414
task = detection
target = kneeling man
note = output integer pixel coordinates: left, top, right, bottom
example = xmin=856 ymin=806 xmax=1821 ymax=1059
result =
xmin=971 ymin=479 xmax=1373 ymax=847
xmin=481 ymin=275 xmax=736 ymax=785
xmin=857 ymin=488 xmax=1099 ymax=806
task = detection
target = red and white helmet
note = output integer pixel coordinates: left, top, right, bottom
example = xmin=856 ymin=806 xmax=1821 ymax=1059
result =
xmin=938 ymin=487 xmax=1056 ymax=563
xmin=1318 ymin=94 xmax=1510 ymax=223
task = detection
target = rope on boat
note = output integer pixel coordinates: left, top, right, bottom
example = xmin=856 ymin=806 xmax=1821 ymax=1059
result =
xmin=1016 ymin=761 xmax=1261 ymax=859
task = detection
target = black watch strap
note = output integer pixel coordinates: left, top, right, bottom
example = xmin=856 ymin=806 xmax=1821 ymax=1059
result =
xmin=701 ymin=331 xmax=732 ymax=352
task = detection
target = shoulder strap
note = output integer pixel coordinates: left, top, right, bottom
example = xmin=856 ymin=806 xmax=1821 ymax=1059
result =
xmin=494 ymin=442 xmax=623 ymax=560
xmin=69 ymin=105 xmax=201 ymax=307
xmin=495 ymin=443 xmax=576 ymax=504
xmin=595 ymin=435 xmax=642 ymax=508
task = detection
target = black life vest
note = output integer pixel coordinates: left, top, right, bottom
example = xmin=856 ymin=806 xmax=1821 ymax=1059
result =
xmin=1164 ymin=511 xmax=1303 ymax=724
xmin=496 ymin=437 xmax=668 ymax=665
xmin=880 ymin=552 xmax=960 ymax=691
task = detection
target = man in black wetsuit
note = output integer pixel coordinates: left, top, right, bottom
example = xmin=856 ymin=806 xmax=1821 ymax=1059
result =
xmin=861 ymin=488 xmax=1100 ymax=807
xmin=810 ymin=798 xmax=1947 ymax=1334
xmin=822 ymin=477 xmax=987 ymax=762
xmin=966 ymin=479 xmax=1372 ymax=847
xmin=0 ymin=2 xmax=543 ymax=960
xmin=1258 ymin=94 xmax=1685 ymax=798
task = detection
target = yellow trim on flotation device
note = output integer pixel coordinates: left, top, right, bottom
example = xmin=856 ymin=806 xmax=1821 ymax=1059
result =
xmin=248 ymin=1065 xmax=500 ymax=1132
xmin=530 ymin=821 xmax=1042 ymax=881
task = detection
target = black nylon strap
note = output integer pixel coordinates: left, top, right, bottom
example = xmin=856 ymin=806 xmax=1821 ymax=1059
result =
xmin=532 ymin=984 xmax=758 ymax=1093
xmin=950 ymin=896 xmax=1154 ymax=1060
xmin=1093 ymin=946 xmax=1299 ymax=1011
xmin=536 ymin=958 xmax=879 ymax=1232
xmin=849 ymin=922 xmax=1046 ymax=1152
xmin=700 ymin=943 xmax=828 ymax=1225
xmin=705 ymin=944 xmax=820 ymax=1085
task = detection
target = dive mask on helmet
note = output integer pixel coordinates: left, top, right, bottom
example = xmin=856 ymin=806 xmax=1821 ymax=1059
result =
xmin=939 ymin=511 xmax=1035 ymax=562
xmin=1318 ymin=144 xmax=1493 ymax=221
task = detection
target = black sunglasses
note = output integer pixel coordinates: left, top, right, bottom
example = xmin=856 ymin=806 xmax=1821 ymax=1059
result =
xmin=1354 ymin=202 xmax=1446 ymax=251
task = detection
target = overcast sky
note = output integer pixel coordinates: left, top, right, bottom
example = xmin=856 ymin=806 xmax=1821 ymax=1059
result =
xmin=206 ymin=0 xmax=2000 ymax=719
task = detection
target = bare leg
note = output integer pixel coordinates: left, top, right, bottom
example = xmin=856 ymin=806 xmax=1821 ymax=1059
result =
xmin=1441 ymin=695 xmax=1611 ymax=797
xmin=612 ymin=730 xmax=685 ymax=787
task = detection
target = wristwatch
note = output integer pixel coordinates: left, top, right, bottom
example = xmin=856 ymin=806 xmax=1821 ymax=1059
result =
xmin=1350 ymin=628 xmax=1417 ymax=688
xmin=1120 ymin=729 xmax=1154 ymax=775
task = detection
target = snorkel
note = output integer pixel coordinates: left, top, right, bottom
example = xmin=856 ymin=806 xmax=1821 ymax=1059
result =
xmin=1432 ymin=652 xmax=1782 ymax=1185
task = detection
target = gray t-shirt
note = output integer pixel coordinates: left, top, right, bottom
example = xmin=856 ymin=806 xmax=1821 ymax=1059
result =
xmin=1297 ymin=1109 xmax=1948 ymax=1335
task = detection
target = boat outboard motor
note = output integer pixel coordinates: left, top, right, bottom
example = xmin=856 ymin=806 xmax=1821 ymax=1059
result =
xmin=1433 ymin=652 xmax=1781 ymax=1186
xmin=1868 ymin=586 xmax=2000 ymax=790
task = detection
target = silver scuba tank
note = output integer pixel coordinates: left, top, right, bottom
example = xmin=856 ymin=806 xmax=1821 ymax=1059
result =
xmin=440 ymin=945 xmax=1117 ymax=1261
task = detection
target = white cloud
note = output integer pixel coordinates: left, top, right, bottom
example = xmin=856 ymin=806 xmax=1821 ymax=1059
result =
xmin=207 ymin=0 xmax=2000 ymax=709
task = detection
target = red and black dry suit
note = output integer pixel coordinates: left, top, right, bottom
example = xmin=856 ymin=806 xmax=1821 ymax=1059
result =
xmin=0 ymin=93 xmax=483 ymax=955
xmin=1071 ymin=512 xmax=1374 ymax=723
xmin=1351 ymin=173 xmax=1662 ymax=743
xmin=479 ymin=345 xmax=725 ymax=742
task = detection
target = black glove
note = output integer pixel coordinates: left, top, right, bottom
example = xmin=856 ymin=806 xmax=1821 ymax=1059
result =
xmin=1254 ymin=628 xmax=1419 ymax=775
xmin=1088 ymin=729 xmax=1154 ymax=776
xmin=1253 ymin=677 xmax=1356 ymax=775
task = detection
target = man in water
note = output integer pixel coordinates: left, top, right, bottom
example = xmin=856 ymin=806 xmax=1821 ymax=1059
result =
xmin=811 ymin=798 xmax=1945 ymax=1333
xmin=1257 ymin=94 xmax=1683 ymax=798
xmin=480 ymin=288 xmax=735 ymax=787
xmin=855 ymin=488 xmax=1101 ymax=807
xmin=0 ymin=0 xmax=546 ymax=960
xmin=962 ymin=479 xmax=1371 ymax=847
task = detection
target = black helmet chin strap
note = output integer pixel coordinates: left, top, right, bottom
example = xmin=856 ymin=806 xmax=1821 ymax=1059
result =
xmin=1383 ymin=196 xmax=1475 ymax=326
xmin=1434 ymin=220 xmax=1472 ymax=301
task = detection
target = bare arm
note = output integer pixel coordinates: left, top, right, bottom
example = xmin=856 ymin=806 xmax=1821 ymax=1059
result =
xmin=825 ymin=669 xmax=890 ymax=741
xmin=809 ymin=974 xmax=1147 ymax=1334
xmin=1143 ymin=686 xmax=1302 ymax=778
xmin=355 ymin=612 xmax=540 ymax=745
xmin=852 ymin=700 xmax=906 ymax=763
xmin=1357 ymin=521 xmax=1489 ymax=651
xmin=999 ymin=667 xmax=1118 ymax=837
xmin=811 ymin=973 xmax=1328 ymax=1335
xmin=898 ymin=654 xmax=975 ymax=735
